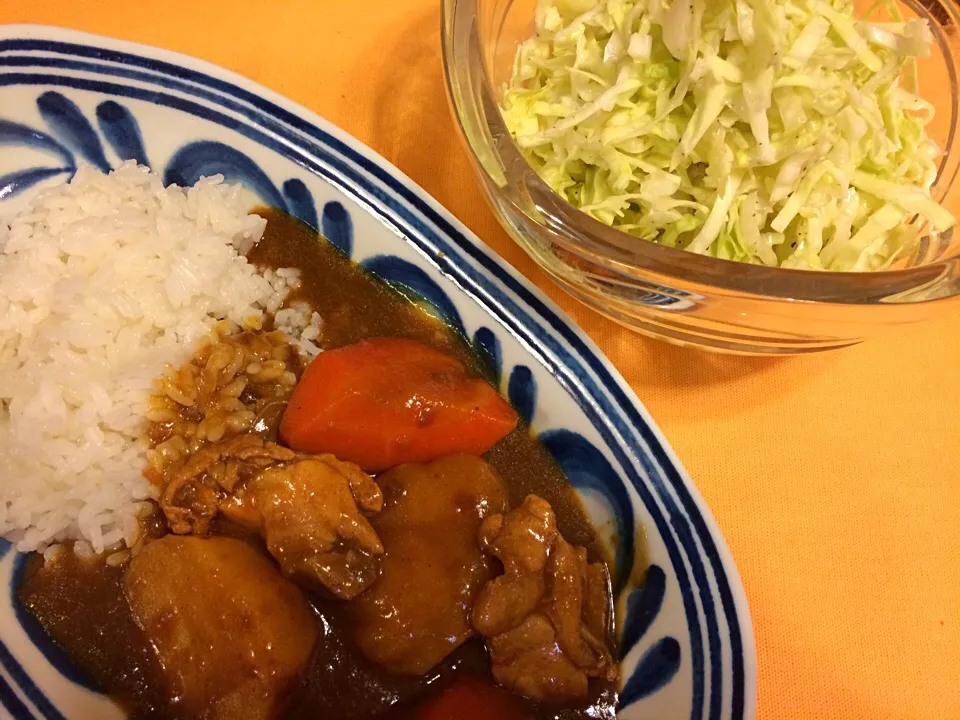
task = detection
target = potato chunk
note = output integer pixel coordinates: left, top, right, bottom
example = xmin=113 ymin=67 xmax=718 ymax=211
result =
xmin=124 ymin=536 xmax=317 ymax=719
xmin=349 ymin=455 xmax=508 ymax=675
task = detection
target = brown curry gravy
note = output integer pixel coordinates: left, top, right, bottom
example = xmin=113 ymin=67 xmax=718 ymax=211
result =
xmin=17 ymin=209 xmax=618 ymax=719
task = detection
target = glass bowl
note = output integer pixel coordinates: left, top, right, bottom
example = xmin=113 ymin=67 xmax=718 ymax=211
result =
xmin=441 ymin=0 xmax=960 ymax=354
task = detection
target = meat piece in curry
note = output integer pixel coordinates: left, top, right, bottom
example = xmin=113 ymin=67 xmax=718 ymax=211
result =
xmin=222 ymin=455 xmax=385 ymax=599
xmin=15 ymin=209 xmax=621 ymax=720
xmin=160 ymin=433 xmax=297 ymax=534
xmin=349 ymin=455 xmax=508 ymax=675
xmin=124 ymin=535 xmax=318 ymax=720
xmin=473 ymin=495 xmax=617 ymax=702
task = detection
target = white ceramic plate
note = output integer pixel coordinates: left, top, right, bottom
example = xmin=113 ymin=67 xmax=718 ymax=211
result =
xmin=0 ymin=25 xmax=756 ymax=720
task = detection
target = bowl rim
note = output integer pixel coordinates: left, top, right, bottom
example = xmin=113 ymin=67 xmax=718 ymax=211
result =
xmin=441 ymin=0 xmax=960 ymax=304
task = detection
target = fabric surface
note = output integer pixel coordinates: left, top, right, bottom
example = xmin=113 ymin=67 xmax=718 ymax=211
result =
xmin=3 ymin=1 xmax=959 ymax=717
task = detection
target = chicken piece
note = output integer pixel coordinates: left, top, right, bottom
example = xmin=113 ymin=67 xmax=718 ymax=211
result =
xmin=159 ymin=427 xmax=384 ymax=600
xmin=160 ymin=433 xmax=295 ymax=534
xmin=349 ymin=455 xmax=508 ymax=675
xmin=221 ymin=456 xmax=384 ymax=600
xmin=488 ymin=613 xmax=589 ymax=702
xmin=471 ymin=495 xmax=617 ymax=703
xmin=124 ymin=536 xmax=317 ymax=720
xmin=547 ymin=536 xmax=611 ymax=675
xmin=473 ymin=495 xmax=556 ymax=637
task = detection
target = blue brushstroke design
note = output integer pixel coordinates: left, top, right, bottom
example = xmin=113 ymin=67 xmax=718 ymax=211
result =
xmin=283 ymin=179 xmax=318 ymax=230
xmin=95 ymin=100 xmax=148 ymax=166
xmin=164 ymin=140 xmax=285 ymax=208
xmin=0 ymin=638 xmax=68 ymax=720
xmin=360 ymin=255 xmax=465 ymax=336
xmin=472 ymin=326 xmax=501 ymax=385
xmin=507 ymin=365 xmax=536 ymax=425
xmin=0 ymin=540 xmax=10 ymax=562
xmin=0 ymin=166 xmax=71 ymax=201
xmin=321 ymin=200 xmax=352 ymax=257
xmin=621 ymin=564 xmax=667 ymax=659
xmin=0 ymin=670 xmax=33 ymax=719
xmin=669 ymin=510 xmax=722 ymax=720
xmin=539 ymin=430 xmax=634 ymax=594
xmin=620 ymin=637 xmax=682 ymax=707
xmin=0 ymin=119 xmax=74 ymax=167
xmin=36 ymin=91 xmax=109 ymax=172
xmin=11 ymin=555 xmax=97 ymax=691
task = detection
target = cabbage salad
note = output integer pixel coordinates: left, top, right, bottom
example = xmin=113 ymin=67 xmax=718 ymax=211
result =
xmin=502 ymin=0 xmax=955 ymax=270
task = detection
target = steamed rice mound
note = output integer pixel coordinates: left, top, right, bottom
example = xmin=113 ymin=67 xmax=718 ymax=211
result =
xmin=0 ymin=163 xmax=310 ymax=553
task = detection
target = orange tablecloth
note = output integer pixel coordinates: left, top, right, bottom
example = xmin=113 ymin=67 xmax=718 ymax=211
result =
xmin=3 ymin=2 xmax=959 ymax=717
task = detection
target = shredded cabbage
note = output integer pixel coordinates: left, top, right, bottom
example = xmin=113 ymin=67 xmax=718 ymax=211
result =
xmin=502 ymin=0 xmax=953 ymax=270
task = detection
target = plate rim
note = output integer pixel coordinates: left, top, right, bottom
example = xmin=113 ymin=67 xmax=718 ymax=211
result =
xmin=0 ymin=23 xmax=757 ymax=720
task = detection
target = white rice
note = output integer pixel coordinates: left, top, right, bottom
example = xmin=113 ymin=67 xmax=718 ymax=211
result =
xmin=276 ymin=301 xmax=323 ymax=358
xmin=0 ymin=162 xmax=320 ymax=554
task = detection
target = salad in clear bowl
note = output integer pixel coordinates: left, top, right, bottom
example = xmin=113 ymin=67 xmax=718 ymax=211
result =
xmin=502 ymin=0 xmax=952 ymax=270
xmin=442 ymin=0 xmax=960 ymax=353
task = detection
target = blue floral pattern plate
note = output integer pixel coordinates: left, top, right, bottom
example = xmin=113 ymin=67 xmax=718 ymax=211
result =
xmin=0 ymin=25 xmax=756 ymax=720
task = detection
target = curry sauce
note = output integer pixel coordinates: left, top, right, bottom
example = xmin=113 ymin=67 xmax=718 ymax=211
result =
xmin=17 ymin=209 xmax=618 ymax=719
